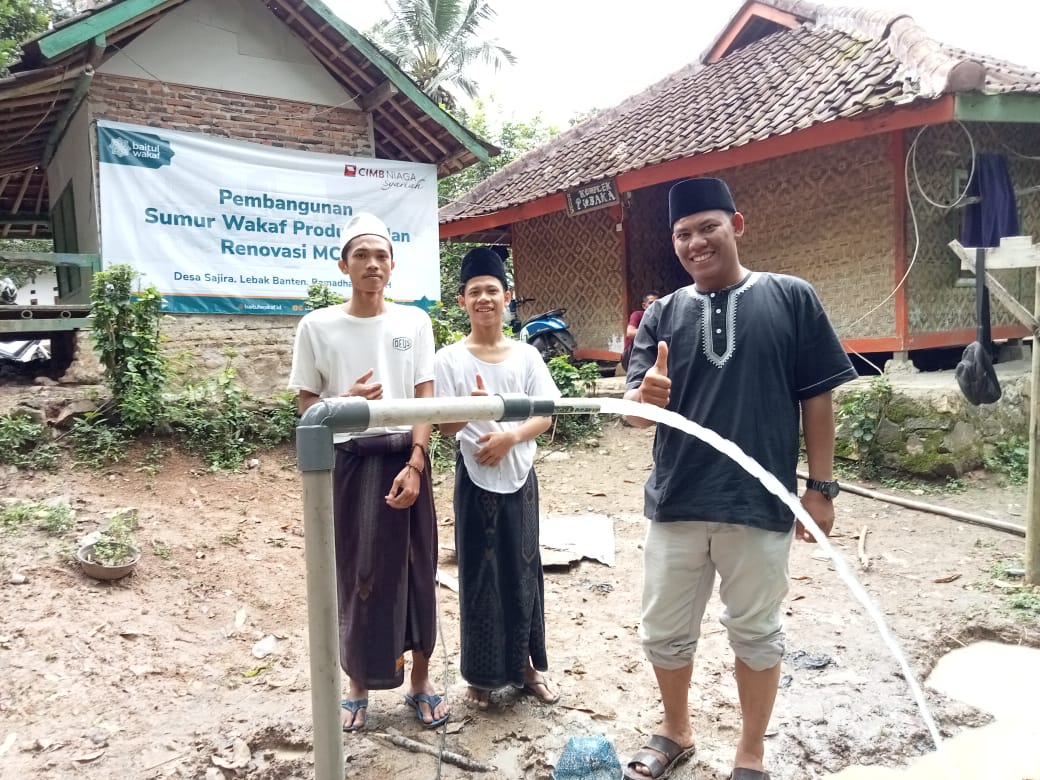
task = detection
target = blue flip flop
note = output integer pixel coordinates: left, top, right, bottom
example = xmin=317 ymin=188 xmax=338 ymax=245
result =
xmin=341 ymin=698 xmax=368 ymax=732
xmin=404 ymin=692 xmax=449 ymax=728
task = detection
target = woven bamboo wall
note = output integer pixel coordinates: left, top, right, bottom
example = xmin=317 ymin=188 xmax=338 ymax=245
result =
xmin=514 ymin=124 xmax=1040 ymax=352
xmin=904 ymin=121 xmax=1040 ymax=335
xmin=512 ymin=208 xmax=624 ymax=351
xmin=624 ymin=183 xmax=691 ymax=307
xmin=623 ymin=135 xmax=897 ymax=340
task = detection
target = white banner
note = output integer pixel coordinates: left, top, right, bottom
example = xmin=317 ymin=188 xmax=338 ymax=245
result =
xmin=97 ymin=120 xmax=439 ymax=315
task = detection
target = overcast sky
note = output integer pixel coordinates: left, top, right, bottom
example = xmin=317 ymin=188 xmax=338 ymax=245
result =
xmin=324 ymin=0 xmax=1040 ymax=128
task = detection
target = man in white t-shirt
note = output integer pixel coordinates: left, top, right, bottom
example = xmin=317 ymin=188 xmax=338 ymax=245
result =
xmin=435 ymin=246 xmax=562 ymax=710
xmin=288 ymin=212 xmax=448 ymax=732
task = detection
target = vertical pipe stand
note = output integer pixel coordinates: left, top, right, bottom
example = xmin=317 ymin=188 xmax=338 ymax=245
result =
xmin=297 ymin=425 xmax=343 ymax=780
xmin=292 ymin=395 xmax=557 ymax=778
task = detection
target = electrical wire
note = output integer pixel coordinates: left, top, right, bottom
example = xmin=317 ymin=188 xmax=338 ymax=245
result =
xmin=432 ymin=566 xmax=452 ymax=779
xmin=0 ymin=65 xmax=71 ymax=157
xmin=840 ymin=121 xmax=979 ymax=374
xmin=909 ymin=120 xmax=977 ymax=210
xmin=985 ymin=122 xmax=1040 ymax=161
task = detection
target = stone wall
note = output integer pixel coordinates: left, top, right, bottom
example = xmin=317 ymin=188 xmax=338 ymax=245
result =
xmin=58 ymin=313 xmax=296 ymax=396
xmin=834 ymin=361 xmax=1031 ymax=478
xmin=160 ymin=315 xmax=296 ymax=394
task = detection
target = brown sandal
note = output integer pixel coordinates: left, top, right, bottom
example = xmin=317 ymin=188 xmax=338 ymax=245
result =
xmin=622 ymin=735 xmax=696 ymax=779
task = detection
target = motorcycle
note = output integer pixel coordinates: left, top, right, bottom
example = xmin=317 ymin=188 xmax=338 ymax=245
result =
xmin=508 ymin=295 xmax=576 ymax=361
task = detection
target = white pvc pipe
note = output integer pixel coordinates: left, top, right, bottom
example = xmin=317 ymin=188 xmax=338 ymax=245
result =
xmin=301 ymin=469 xmax=343 ymax=780
xmin=363 ymin=396 xmax=508 ymax=428
xmin=296 ymin=394 xmax=562 ymax=780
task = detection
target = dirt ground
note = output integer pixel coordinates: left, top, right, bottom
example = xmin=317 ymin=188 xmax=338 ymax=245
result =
xmin=0 ymin=417 xmax=1037 ymax=780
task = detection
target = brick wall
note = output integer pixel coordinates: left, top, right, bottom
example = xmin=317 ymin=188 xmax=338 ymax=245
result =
xmin=513 ymin=208 xmax=625 ymax=352
xmin=89 ymin=74 xmax=373 ymax=154
xmin=81 ymin=74 xmax=374 ymax=396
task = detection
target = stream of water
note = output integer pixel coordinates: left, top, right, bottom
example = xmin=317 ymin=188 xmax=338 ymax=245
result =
xmin=577 ymin=397 xmax=945 ymax=750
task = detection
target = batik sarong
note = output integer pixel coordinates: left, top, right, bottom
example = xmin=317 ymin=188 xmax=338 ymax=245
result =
xmin=454 ymin=453 xmax=548 ymax=689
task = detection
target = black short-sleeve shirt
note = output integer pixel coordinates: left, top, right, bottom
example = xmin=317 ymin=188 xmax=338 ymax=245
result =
xmin=626 ymin=271 xmax=858 ymax=532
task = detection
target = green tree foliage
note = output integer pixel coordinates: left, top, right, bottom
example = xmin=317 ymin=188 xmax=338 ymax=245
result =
xmin=368 ymin=0 xmax=515 ymax=110
xmin=0 ymin=238 xmax=49 ymax=289
xmin=303 ymin=280 xmax=344 ymax=310
xmin=90 ymin=264 xmax=168 ymax=432
xmin=438 ymin=100 xmax=558 ymax=206
xmin=543 ymin=355 xmax=601 ymax=444
xmin=437 ymin=100 xmax=558 ymax=304
xmin=0 ymin=0 xmax=58 ymax=75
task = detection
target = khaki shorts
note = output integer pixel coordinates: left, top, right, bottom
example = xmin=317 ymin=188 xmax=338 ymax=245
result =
xmin=639 ymin=520 xmax=794 ymax=671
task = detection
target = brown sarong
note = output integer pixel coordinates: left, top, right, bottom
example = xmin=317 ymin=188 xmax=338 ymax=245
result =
xmin=333 ymin=432 xmax=437 ymax=690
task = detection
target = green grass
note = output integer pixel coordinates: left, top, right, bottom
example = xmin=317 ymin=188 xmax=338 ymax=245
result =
xmin=1 ymin=500 xmax=75 ymax=536
xmin=878 ymin=475 xmax=967 ymax=495
xmin=1009 ymin=591 xmax=1040 ymax=617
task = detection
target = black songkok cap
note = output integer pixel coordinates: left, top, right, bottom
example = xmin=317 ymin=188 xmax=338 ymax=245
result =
xmin=460 ymin=247 xmax=508 ymax=289
xmin=668 ymin=177 xmax=737 ymax=227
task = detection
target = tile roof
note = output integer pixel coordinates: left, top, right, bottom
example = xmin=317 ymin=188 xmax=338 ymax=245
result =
xmin=0 ymin=0 xmax=497 ymax=238
xmin=440 ymin=1 xmax=1040 ymax=224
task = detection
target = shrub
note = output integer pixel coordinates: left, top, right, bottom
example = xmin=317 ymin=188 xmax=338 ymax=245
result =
xmin=0 ymin=414 xmax=58 ymax=470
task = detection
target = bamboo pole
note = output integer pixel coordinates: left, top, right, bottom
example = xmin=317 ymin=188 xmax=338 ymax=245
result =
xmin=1026 ymin=266 xmax=1040 ymax=584
xmin=796 ymin=472 xmax=1025 ymax=536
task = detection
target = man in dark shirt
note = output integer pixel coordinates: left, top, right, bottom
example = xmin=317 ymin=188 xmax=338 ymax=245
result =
xmin=622 ymin=177 xmax=857 ymax=780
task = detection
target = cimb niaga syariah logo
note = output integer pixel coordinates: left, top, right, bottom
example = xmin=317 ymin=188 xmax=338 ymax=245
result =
xmin=343 ymin=164 xmax=419 ymax=185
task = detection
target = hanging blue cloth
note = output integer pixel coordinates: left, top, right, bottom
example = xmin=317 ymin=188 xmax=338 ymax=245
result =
xmin=961 ymin=153 xmax=1020 ymax=248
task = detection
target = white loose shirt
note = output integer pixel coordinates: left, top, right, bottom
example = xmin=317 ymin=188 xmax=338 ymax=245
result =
xmin=434 ymin=340 xmax=560 ymax=493
xmin=288 ymin=303 xmax=435 ymax=443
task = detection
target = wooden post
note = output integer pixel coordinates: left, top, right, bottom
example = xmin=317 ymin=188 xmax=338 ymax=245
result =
xmin=1027 ymin=265 xmax=1040 ymax=585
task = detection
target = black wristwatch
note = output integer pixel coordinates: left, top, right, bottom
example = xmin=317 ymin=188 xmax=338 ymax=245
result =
xmin=805 ymin=479 xmax=840 ymax=499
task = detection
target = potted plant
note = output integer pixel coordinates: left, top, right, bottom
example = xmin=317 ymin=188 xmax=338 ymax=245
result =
xmin=77 ymin=509 xmax=141 ymax=580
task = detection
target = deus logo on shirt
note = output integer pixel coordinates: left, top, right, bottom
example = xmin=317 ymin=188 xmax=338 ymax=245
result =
xmin=392 ymin=337 xmax=412 ymax=351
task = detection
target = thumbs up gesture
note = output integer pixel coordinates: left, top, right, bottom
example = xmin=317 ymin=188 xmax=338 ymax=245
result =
xmin=471 ymin=372 xmax=488 ymax=397
xmin=639 ymin=341 xmax=671 ymax=408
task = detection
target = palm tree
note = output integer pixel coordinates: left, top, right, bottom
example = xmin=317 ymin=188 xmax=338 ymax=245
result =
xmin=369 ymin=0 xmax=516 ymax=110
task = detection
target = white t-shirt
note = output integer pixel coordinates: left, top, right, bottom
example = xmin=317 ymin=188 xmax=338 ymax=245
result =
xmin=288 ymin=302 xmax=435 ymax=443
xmin=434 ymin=340 xmax=560 ymax=493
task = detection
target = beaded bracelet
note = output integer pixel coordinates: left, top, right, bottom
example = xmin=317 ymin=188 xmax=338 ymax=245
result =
xmin=404 ymin=461 xmax=423 ymax=475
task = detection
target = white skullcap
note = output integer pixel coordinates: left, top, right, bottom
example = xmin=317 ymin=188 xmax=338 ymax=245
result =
xmin=338 ymin=212 xmax=392 ymax=259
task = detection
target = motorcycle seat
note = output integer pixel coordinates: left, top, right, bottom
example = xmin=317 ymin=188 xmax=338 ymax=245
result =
xmin=522 ymin=308 xmax=566 ymax=326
